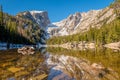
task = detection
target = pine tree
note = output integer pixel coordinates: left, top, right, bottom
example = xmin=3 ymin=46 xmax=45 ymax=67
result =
xmin=0 ymin=5 xmax=3 ymax=26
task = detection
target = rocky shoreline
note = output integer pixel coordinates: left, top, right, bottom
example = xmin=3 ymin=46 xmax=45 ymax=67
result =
xmin=48 ymin=41 xmax=120 ymax=51
xmin=48 ymin=41 xmax=95 ymax=50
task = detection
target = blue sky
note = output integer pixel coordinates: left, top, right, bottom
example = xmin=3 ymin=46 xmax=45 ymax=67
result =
xmin=0 ymin=0 xmax=114 ymax=22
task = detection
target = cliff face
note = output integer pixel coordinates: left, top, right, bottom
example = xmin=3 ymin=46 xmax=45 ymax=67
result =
xmin=48 ymin=7 xmax=116 ymax=36
xmin=17 ymin=11 xmax=50 ymax=30
xmin=16 ymin=11 xmax=51 ymax=44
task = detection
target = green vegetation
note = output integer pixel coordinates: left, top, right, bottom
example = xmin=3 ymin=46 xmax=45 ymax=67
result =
xmin=110 ymin=0 xmax=120 ymax=17
xmin=47 ymin=18 xmax=120 ymax=45
xmin=0 ymin=5 xmax=33 ymax=44
xmin=0 ymin=5 xmax=45 ymax=44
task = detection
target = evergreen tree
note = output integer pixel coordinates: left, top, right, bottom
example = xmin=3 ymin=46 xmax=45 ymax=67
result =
xmin=0 ymin=5 xmax=3 ymax=26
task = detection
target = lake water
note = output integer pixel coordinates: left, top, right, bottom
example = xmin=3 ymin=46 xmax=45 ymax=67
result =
xmin=0 ymin=47 xmax=119 ymax=80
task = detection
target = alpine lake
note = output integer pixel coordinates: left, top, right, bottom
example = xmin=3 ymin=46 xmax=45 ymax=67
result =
xmin=0 ymin=47 xmax=120 ymax=80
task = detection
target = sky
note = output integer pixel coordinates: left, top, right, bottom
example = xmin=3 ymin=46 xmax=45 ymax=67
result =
xmin=0 ymin=0 xmax=114 ymax=22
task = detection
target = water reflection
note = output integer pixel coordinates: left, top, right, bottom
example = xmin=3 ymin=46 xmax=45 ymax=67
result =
xmin=39 ymin=47 xmax=47 ymax=54
xmin=46 ymin=47 xmax=120 ymax=80
xmin=0 ymin=49 xmax=48 ymax=80
xmin=0 ymin=47 xmax=119 ymax=80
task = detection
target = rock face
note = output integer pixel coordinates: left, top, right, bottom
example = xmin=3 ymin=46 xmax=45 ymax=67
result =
xmin=17 ymin=11 xmax=51 ymax=30
xmin=48 ymin=7 xmax=116 ymax=36
xmin=16 ymin=11 xmax=51 ymax=43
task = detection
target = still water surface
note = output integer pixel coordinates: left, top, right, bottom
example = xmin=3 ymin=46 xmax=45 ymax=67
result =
xmin=0 ymin=47 xmax=119 ymax=80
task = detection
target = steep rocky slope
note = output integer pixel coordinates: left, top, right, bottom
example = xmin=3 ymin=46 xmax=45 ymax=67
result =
xmin=17 ymin=11 xmax=50 ymax=30
xmin=16 ymin=11 xmax=51 ymax=44
xmin=48 ymin=7 xmax=116 ymax=36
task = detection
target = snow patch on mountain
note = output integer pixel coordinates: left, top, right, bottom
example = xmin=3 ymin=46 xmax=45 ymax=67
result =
xmin=30 ymin=10 xmax=44 ymax=14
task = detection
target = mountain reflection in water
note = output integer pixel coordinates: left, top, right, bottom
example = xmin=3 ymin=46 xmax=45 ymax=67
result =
xmin=45 ymin=47 xmax=119 ymax=80
xmin=0 ymin=47 xmax=119 ymax=80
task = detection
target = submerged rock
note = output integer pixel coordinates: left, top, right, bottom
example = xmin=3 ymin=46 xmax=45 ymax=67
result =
xmin=17 ymin=46 xmax=35 ymax=55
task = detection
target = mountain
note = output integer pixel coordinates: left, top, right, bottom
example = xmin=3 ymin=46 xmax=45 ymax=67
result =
xmin=1 ymin=0 xmax=119 ymax=45
xmin=47 ymin=1 xmax=120 ymax=45
xmin=48 ymin=7 xmax=116 ymax=36
xmin=0 ymin=9 xmax=51 ymax=44
xmin=0 ymin=13 xmax=34 ymax=44
xmin=16 ymin=11 xmax=51 ymax=44
xmin=16 ymin=11 xmax=50 ymax=30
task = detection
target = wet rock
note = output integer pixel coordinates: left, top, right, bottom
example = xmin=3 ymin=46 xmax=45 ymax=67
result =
xmin=17 ymin=46 xmax=35 ymax=55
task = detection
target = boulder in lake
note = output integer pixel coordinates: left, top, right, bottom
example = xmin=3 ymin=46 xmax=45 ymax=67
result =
xmin=17 ymin=46 xmax=35 ymax=55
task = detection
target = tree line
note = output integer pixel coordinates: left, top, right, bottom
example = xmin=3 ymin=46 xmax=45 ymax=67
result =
xmin=47 ymin=18 xmax=120 ymax=45
xmin=0 ymin=5 xmax=34 ymax=44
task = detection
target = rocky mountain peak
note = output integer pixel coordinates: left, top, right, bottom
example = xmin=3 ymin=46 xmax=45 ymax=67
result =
xmin=30 ymin=11 xmax=50 ymax=28
xmin=68 ymin=12 xmax=81 ymax=21
xmin=75 ymin=12 xmax=81 ymax=17
xmin=29 ymin=11 xmax=45 ymax=14
xmin=17 ymin=11 xmax=50 ymax=29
